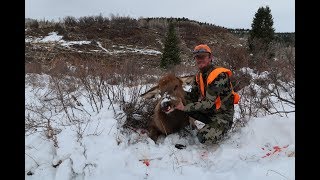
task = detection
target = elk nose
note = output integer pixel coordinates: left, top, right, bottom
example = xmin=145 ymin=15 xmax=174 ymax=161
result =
xmin=162 ymin=101 xmax=170 ymax=108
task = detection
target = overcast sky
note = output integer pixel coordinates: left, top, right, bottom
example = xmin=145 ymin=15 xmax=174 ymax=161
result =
xmin=26 ymin=0 xmax=295 ymax=32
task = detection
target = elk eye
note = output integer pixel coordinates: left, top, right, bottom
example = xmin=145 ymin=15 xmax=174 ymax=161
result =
xmin=174 ymin=85 xmax=178 ymax=91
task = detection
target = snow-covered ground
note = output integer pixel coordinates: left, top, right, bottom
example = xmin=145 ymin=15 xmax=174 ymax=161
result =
xmin=25 ymin=72 xmax=295 ymax=180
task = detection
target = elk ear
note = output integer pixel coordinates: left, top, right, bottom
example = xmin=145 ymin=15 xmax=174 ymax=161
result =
xmin=179 ymin=75 xmax=195 ymax=86
xmin=140 ymin=85 xmax=160 ymax=99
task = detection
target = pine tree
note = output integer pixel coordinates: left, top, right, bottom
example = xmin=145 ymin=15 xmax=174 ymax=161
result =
xmin=160 ymin=22 xmax=181 ymax=69
xmin=249 ymin=6 xmax=275 ymax=51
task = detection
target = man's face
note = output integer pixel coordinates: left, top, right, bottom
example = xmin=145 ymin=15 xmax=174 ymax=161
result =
xmin=194 ymin=52 xmax=211 ymax=70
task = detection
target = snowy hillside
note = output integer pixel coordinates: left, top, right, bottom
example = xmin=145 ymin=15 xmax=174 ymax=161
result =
xmin=25 ymin=71 xmax=295 ymax=180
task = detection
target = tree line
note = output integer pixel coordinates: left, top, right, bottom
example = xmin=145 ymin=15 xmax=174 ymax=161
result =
xmin=161 ymin=5 xmax=294 ymax=69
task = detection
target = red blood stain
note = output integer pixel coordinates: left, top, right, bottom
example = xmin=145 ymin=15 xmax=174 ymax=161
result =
xmin=143 ymin=159 xmax=150 ymax=166
xmin=261 ymin=144 xmax=289 ymax=158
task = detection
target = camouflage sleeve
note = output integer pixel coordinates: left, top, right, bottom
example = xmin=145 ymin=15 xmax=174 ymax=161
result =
xmin=184 ymin=72 xmax=231 ymax=113
xmin=184 ymin=77 xmax=199 ymax=104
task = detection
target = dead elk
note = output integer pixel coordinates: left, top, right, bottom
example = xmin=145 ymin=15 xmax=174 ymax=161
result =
xmin=140 ymin=74 xmax=195 ymax=142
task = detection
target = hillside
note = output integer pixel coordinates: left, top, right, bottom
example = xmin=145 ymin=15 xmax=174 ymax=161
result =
xmin=25 ymin=16 xmax=295 ymax=93
xmin=25 ymin=16 xmax=249 ymax=74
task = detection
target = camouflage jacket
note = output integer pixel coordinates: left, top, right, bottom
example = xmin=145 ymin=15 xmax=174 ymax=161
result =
xmin=184 ymin=64 xmax=235 ymax=115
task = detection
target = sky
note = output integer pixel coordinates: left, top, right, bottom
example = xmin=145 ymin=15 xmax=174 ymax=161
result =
xmin=25 ymin=0 xmax=295 ymax=33
xmin=25 ymin=33 xmax=295 ymax=179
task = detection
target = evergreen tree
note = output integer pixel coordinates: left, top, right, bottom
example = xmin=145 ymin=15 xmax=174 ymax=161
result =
xmin=160 ymin=22 xmax=181 ymax=69
xmin=249 ymin=6 xmax=275 ymax=51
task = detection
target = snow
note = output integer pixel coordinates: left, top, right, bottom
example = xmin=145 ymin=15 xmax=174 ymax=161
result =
xmin=25 ymin=71 xmax=294 ymax=180
xmin=61 ymin=40 xmax=91 ymax=47
xmin=97 ymin=42 xmax=162 ymax=55
xmin=26 ymin=32 xmax=162 ymax=55
xmin=39 ymin=32 xmax=63 ymax=42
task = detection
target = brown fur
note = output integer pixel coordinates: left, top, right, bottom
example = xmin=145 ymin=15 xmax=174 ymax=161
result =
xmin=146 ymin=74 xmax=194 ymax=142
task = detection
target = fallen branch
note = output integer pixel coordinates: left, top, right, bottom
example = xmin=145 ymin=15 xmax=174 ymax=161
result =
xmin=266 ymin=169 xmax=290 ymax=180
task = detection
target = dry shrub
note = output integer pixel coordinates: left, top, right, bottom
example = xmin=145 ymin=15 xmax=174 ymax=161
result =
xmin=163 ymin=63 xmax=198 ymax=77
xmin=207 ymin=43 xmax=249 ymax=72
xmin=78 ymin=16 xmax=96 ymax=27
xmin=28 ymin=20 xmax=39 ymax=29
xmin=122 ymin=91 xmax=157 ymax=131
xmin=63 ymin=16 xmax=78 ymax=27
xmin=271 ymin=45 xmax=295 ymax=81
xmin=147 ymin=18 xmax=168 ymax=31
xmin=111 ymin=58 xmax=160 ymax=86
xmin=217 ymin=45 xmax=250 ymax=70
xmin=177 ymin=21 xmax=201 ymax=45
xmin=110 ymin=15 xmax=139 ymax=29
xmin=137 ymin=18 xmax=148 ymax=28
xmin=231 ymin=70 xmax=252 ymax=92
xmin=25 ymin=62 xmax=42 ymax=74
xmin=235 ymin=42 xmax=295 ymax=117
xmin=48 ymin=58 xmax=70 ymax=76
xmin=247 ymin=39 xmax=276 ymax=72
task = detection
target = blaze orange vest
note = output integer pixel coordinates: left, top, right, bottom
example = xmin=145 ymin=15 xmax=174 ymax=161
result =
xmin=196 ymin=67 xmax=240 ymax=110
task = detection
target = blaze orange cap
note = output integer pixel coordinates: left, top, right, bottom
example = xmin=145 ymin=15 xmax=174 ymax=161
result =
xmin=193 ymin=44 xmax=211 ymax=54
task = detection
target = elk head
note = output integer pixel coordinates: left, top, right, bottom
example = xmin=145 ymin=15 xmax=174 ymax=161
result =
xmin=141 ymin=74 xmax=195 ymax=113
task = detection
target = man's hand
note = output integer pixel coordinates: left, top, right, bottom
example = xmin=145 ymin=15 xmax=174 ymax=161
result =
xmin=175 ymin=101 xmax=185 ymax=111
